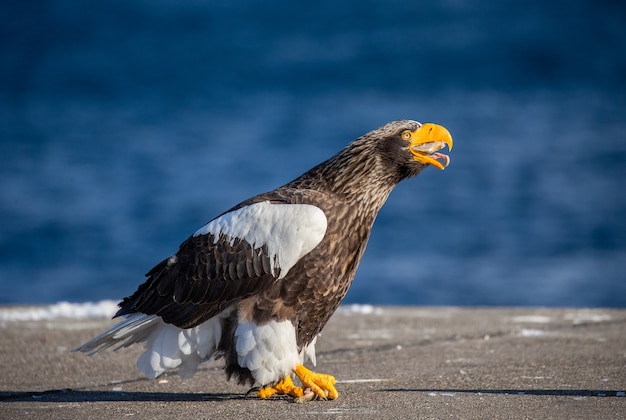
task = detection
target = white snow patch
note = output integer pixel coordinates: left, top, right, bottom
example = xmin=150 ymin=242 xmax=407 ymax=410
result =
xmin=519 ymin=328 xmax=545 ymax=337
xmin=337 ymin=304 xmax=383 ymax=315
xmin=0 ymin=300 xmax=118 ymax=322
xmin=564 ymin=310 xmax=611 ymax=325
xmin=511 ymin=315 xmax=552 ymax=324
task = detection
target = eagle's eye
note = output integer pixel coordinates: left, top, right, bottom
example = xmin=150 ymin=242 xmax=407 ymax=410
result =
xmin=401 ymin=130 xmax=412 ymax=140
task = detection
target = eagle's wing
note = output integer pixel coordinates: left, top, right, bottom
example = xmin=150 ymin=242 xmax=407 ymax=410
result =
xmin=116 ymin=199 xmax=328 ymax=328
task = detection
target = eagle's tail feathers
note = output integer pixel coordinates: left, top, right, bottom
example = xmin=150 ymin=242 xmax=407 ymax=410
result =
xmin=74 ymin=306 xmax=235 ymax=379
xmin=72 ymin=313 xmax=160 ymax=355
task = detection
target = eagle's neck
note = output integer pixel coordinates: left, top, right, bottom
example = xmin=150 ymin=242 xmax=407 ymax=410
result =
xmin=285 ymin=140 xmax=403 ymax=211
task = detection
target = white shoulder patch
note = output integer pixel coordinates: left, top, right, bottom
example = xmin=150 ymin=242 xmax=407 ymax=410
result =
xmin=193 ymin=201 xmax=327 ymax=279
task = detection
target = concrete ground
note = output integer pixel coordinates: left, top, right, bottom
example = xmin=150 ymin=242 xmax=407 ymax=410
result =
xmin=1 ymin=306 xmax=625 ymax=419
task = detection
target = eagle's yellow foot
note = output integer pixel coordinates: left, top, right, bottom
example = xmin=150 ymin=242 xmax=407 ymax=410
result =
xmin=258 ymin=375 xmax=304 ymax=399
xmin=293 ymin=364 xmax=338 ymax=400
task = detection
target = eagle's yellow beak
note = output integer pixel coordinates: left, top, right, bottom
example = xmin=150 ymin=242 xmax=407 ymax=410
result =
xmin=406 ymin=123 xmax=453 ymax=170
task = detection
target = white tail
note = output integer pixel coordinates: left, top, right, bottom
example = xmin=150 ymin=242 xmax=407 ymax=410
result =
xmin=74 ymin=305 xmax=235 ymax=379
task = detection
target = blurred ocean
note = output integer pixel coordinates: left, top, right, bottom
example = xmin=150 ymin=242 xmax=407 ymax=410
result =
xmin=1 ymin=0 xmax=625 ymax=307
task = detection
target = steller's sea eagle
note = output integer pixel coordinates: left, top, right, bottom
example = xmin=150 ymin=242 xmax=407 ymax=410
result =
xmin=74 ymin=120 xmax=453 ymax=401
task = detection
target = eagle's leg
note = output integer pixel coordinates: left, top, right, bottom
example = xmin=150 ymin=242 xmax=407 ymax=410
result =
xmin=293 ymin=364 xmax=338 ymax=400
xmin=257 ymin=375 xmax=304 ymax=399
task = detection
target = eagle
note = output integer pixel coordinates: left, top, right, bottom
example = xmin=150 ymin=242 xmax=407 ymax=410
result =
xmin=74 ymin=120 xmax=453 ymax=401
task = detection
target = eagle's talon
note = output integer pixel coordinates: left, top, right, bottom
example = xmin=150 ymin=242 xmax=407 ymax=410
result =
xmin=293 ymin=364 xmax=338 ymax=400
xmin=258 ymin=376 xmax=304 ymax=399
xmin=260 ymin=366 xmax=338 ymax=401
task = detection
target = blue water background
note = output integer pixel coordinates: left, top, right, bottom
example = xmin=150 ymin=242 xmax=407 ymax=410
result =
xmin=1 ymin=1 xmax=625 ymax=307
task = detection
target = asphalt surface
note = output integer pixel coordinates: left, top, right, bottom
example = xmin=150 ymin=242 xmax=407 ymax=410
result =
xmin=1 ymin=306 xmax=625 ymax=419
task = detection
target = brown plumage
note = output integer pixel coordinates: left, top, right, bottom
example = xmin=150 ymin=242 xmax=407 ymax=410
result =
xmin=75 ymin=119 xmax=453 ymax=400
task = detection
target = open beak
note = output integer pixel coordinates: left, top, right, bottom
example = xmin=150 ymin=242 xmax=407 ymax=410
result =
xmin=407 ymin=123 xmax=453 ymax=170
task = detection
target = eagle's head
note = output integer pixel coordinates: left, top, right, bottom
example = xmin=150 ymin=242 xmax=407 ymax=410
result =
xmin=363 ymin=119 xmax=453 ymax=183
